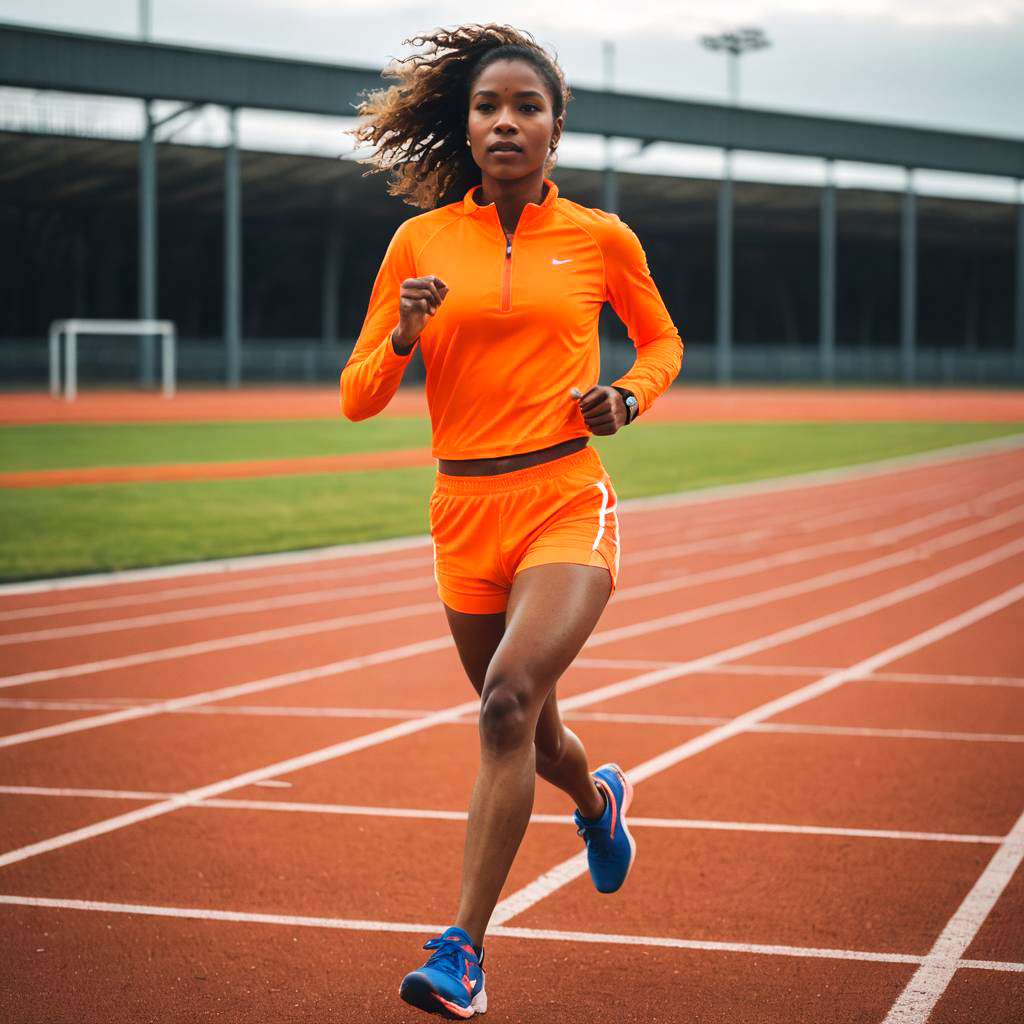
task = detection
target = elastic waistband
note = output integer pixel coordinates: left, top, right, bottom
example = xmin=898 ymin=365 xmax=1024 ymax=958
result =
xmin=434 ymin=445 xmax=601 ymax=494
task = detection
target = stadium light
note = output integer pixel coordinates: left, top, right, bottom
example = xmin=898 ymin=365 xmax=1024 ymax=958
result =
xmin=700 ymin=27 xmax=771 ymax=106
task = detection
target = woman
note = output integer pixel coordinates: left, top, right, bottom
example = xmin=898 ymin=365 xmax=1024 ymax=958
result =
xmin=341 ymin=24 xmax=682 ymax=1019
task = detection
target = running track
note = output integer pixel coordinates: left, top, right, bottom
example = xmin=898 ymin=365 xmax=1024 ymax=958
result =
xmin=0 ymin=437 xmax=1022 ymax=1022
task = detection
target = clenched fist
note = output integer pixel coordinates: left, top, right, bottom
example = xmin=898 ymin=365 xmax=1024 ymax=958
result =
xmin=391 ymin=276 xmax=448 ymax=354
xmin=570 ymin=386 xmax=629 ymax=435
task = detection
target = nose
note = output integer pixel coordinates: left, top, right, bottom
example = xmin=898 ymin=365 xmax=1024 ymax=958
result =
xmin=494 ymin=107 xmax=518 ymax=134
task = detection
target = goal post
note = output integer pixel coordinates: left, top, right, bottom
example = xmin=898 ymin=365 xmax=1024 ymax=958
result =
xmin=48 ymin=319 xmax=177 ymax=401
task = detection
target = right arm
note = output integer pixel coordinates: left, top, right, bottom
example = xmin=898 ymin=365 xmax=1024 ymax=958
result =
xmin=339 ymin=221 xmax=447 ymax=421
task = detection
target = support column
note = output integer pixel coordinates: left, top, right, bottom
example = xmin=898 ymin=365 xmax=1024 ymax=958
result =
xmin=224 ymin=106 xmax=242 ymax=388
xmin=601 ymin=40 xmax=618 ymax=215
xmin=322 ymin=225 xmax=341 ymax=345
xmin=819 ymin=159 xmax=837 ymax=382
xmin=900 ymin=167 xmax=917 ymax=384
xmin=138 ymin=98 xmax=157 ymax=387
xmin=716 ymin=149 xmax=734 ymax=383
xmin=1015 ymin=180 xmax=1024 ymax=373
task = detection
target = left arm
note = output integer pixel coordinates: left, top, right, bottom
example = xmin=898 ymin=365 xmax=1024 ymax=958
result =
xmin=603 ymin=219 xmax=683 ymax=419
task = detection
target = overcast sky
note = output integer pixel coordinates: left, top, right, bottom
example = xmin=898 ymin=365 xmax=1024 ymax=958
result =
xmin=2 ymin=1 xmax=1022 ymax=198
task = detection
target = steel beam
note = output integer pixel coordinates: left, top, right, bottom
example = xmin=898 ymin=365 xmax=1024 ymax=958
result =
xmin=1016 ymin=181 xmax=1024 ymax=360
xmin=716 ymin=152 xmax=734 ymax=383
xmin=3 ymin=25 xmax=1023 ymax=179
xmin=820 ymin=159 xmax=837 ymax=381
xmin=138 ymin=98 xmax=157 ymax=387
xmin=901 ymin=169 xmax=917 ymax=384
xmin=224 ymin=106 xmax=242 ymax=388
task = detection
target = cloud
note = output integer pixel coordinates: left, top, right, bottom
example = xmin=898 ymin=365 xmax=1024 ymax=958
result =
xmin=269 ymin=0 xmax=1024 ymax=35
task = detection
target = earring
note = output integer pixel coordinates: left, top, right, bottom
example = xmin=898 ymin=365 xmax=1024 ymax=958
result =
xmin=466 ymin=138 xmax=471 ymax=147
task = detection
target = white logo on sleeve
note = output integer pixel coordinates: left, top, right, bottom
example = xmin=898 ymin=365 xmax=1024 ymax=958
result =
xmin=551 ymin=258 xmax=573 ymax=265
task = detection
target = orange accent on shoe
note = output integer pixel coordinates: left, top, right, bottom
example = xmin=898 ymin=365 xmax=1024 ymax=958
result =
xmin=597 ymin=776 xmax=618 ymax=840
xmin=433 ymin=992 xmax=474 ymax=1019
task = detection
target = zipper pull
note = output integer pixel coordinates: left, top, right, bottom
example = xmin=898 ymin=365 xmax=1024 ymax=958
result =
xmin=505 ymin=239 xmax=512 ymax=258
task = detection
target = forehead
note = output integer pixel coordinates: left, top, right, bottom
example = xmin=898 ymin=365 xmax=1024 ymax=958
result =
xmin=471 ymin=58 xmax=551 ymax=99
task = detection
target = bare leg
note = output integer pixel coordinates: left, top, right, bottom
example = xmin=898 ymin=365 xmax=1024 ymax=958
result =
xmin=447 ymin=563 xmax=612 ymax=946
xmin=444 ymin=606 xmax=603 ymax=820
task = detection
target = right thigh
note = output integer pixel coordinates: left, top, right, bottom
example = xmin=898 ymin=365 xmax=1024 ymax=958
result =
xmin=444 ymin=604 xmax=506 ymax=696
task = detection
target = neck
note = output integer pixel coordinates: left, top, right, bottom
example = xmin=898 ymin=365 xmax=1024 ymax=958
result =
xmin=478 ymin=169 xmax=548 ymax=236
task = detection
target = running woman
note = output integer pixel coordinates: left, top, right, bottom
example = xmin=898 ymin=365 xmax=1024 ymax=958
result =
xmin=341 ymin=24 xmax=682 ymax=1019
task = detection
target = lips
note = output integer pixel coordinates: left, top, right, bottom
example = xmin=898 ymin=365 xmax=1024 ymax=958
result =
xmin=488 ymin=143 xmax=522 ymax=153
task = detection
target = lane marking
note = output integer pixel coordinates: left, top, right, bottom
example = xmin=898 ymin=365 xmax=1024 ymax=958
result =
xmin=2 ymin=511 xmax=1022 ymax=747
xmin=0 ymin=554 xmax=431 ymax=625
xmin=0 ymin=637 xmax=454 ymax=750
xmin=1 ymin=528 xmax=1019 ymax=868
xmin=0 ymin=895 xmax=1020 ymax=973
xmin=0 ymin=601 xmax=442 ymax=690
xmin=578 ymin=659 xmax=1024 ymax=689
xmin=0 ymin=576 xmax=434 ymax=647
xmin=2 ymin=431 xmax=1019 ymax=596
xmin=2 ymin=698 xmax=1021 ymax=746
xmin=0 ymin=786 xmax=1004 ymax=845
xmin=882 ymin=804 xmax=1024 ymax=1022
xmin=6 ymin=473 xmax=1015 ymax=647
xmin=489 ymin=577 xmax=1024 ymax=926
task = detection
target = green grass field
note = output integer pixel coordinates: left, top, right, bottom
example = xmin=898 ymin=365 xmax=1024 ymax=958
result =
xmin=0 ymin=418 xmax=1020 ymax=581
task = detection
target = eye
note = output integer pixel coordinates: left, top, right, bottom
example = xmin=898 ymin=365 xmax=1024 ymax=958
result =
xmin=475 ymin=102 xmax=494 ymax=112
xmin=521 ymin=104 xmax=540 ymax=113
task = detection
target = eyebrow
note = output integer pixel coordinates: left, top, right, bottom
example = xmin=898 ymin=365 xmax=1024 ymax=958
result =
xmin=472 ymin=89 xmax=546 ymax=100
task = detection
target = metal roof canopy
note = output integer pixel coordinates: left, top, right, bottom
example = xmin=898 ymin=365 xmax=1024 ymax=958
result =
xmin=2 ymin=23 xmax=1023 ymax=180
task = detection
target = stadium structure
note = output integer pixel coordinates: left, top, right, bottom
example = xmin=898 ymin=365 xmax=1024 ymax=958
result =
xmin=1 ymin=23 xmax=1023 ymax=388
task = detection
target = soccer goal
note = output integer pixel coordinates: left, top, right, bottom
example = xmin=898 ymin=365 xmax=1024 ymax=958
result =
xmin=48 ymin=319 xmax=177 ymax=401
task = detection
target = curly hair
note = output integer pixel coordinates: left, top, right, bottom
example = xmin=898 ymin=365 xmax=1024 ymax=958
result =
xmin=349 ymin=24 xmax=571 ymax=209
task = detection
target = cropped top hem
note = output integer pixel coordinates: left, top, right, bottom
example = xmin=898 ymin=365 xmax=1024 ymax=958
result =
xmin=431 ymin=427 xmax=591 ymax=462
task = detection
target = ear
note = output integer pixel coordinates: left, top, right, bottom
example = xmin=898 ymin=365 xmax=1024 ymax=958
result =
xmin=550 ymin=112 xmax=565 ymax=151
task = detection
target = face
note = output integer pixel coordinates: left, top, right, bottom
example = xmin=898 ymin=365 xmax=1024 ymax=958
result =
xmin=467 ymin=59 xmax=563 ymax=182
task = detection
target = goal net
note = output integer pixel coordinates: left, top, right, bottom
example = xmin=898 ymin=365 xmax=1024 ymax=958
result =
xmin=48 ymin=319 xmax=177 ymax=400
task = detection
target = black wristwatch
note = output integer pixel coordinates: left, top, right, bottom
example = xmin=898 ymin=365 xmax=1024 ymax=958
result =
xmin=612 ymin=386 xmax=638 ymax=424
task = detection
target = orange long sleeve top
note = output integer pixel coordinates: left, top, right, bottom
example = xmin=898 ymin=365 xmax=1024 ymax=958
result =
xmin=340 ymin=179 xmax=683 ymax=459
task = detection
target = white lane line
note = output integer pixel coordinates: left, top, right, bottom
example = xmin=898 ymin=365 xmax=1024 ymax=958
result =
xmin=580 ymin=507 xmax=1024 ymax=650
xmin=0 ymin=555 xmax=432 ymax=626
xmin=0 ymin=785 xmax=1006 ymax=845
xmin=0 ymin=601 xmax=441 ymax=690
xmin=3 ymin=511 xmax=1021 ymax=748
xmin=751 ymin=722 xmax=1024 ymax=744
xmin=0 ymin=576 xmax=434 ymax=647
xmin=4 ymin=471 xmax=1019 ymax=691
xmin=868 ymin=671 xmax=1024 ymax=689
xmin=3 ymin=699 xmax=1021 ymax=746
xmin=0 ymin=894 xmax=1020 ymax=973
xmin=882 ymin=805 xmax=1024 ymax=1022
xmin=717 ymin=665 xmax=1024 ymax=689
xmin=2 ymin=536 xmax=1020 ymax=869
xmin=6 ymin=470 xmax=1013 ymax=646
xmin=0 ymin=692 xmax=483 ymax=870
xmin=2 ymin=431 xmax=1020 ymax=599
xmin=488 ymin=578 xmax=1024 ymax=927
xmin=0 ymin=636 xmax=454 ymax=750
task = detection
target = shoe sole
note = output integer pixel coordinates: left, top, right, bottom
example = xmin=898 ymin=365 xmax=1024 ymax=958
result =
xmin=399 ymin=974 xmax=487 ymax=1019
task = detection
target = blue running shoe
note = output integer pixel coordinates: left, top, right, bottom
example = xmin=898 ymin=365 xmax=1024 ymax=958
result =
xmin=399 ymin=926 xmax=487 ymax=1019
xmin=573 ymin=763 xmax=637 ymax=894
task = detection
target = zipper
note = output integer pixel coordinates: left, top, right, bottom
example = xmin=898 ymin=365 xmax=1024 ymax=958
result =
xmin=500 ymin=233 xmax=512 ymax=312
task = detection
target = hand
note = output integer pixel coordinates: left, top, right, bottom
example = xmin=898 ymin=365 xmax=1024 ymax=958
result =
xmin=392 ymin=275 xmax=448 ymax=353
xmin=569 ymin=385 xmax=627 ymax=435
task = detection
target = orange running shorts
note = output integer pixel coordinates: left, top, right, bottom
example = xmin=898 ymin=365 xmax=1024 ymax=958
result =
xmin=429 ymin=445 xmax=620 ymax=615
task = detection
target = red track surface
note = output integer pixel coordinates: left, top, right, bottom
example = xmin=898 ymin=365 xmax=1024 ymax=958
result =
xmin=4 ymin=387 xmax=1024 ymax=424
xmin=1 ymin=442 xmax=1023 ymax=1022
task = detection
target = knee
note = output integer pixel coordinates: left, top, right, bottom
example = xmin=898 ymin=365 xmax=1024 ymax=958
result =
xmin=479 ymin=672 xmax=536 ymax=755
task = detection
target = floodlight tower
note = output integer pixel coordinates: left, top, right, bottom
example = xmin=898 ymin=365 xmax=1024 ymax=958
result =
xmin=700 ymin=27 xmax=770 ymax=106
xmin=699 ymin=26 xmax=771 ymax=383
xmin=138 ymin=0 xmax=156 ymax=386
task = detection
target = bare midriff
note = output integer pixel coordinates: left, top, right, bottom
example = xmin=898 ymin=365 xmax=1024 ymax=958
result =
xmin=437 ymin=436 xmax=589 ymax=477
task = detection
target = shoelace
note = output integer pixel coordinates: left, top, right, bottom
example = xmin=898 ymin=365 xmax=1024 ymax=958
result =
xmin=422 ymin=936 xmax=474 ymax=975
